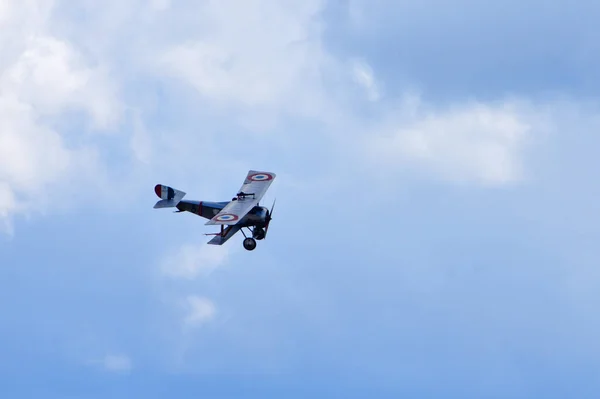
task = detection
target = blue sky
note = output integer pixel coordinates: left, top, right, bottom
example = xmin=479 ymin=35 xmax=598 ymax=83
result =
xmin=1 ymin=0 xmax=600 ymax=397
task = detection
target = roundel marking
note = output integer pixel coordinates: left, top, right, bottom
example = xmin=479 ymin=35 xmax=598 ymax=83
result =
xmin=215 ymin=213 xmax=239 ymax=222
xmin=249 ymin=173 xmax=274 ymax=182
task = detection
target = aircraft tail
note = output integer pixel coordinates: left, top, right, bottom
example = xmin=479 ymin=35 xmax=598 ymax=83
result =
xmin=153 ymin=184 xmax=186 ymax=208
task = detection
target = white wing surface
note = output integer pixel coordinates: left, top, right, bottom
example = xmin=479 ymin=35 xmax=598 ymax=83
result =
xmin=205 ymin=170 xmax=276 ymax=226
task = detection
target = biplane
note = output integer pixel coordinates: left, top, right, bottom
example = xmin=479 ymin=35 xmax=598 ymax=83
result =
xmin=153 ymin=170 xmax=276 ymax=251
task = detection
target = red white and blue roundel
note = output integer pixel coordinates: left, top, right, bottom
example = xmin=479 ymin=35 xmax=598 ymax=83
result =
xmin=249 ymin=172 xmax=274 ymax=182
xmin=215 ymin=213 xmax=239 ymax=222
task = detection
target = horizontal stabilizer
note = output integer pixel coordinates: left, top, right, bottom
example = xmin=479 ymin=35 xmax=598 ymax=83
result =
xmin=153 ymin=199 xmax=179 ymax=209
xmin=153 ymin=184 xmax=186 ymax=208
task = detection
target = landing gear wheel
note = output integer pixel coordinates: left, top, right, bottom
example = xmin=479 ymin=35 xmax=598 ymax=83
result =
xmin=243 ymin=237 xmax=257 ymax=251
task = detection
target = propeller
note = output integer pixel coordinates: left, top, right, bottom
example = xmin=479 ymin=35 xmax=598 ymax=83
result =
xmin=264 ymin=198 xmax=276 ymax=238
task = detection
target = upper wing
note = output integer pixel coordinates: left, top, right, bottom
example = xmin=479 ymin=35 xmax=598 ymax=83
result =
xmin=235 ymin=170 xmax=276 ymax=202
xmin=205 ymin=170 xmax=276 ymax=226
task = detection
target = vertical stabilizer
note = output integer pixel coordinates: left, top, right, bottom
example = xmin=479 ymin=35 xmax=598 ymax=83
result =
xmin=153 ymin=184 xmax=186 ymax=208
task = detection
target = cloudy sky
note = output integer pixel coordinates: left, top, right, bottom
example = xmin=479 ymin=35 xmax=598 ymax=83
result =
xmin=1 ymin=0 xmax=600 ymax=397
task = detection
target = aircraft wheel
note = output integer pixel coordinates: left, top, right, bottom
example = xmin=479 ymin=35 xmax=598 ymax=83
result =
xmin=243 ymin=237 xmax=257 ymax=251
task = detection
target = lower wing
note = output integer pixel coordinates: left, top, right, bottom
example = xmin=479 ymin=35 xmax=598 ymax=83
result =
xmin=206 ymin=225 xmax=242 ymax=245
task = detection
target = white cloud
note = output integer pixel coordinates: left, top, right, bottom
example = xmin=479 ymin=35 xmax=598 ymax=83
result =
xmin=2 ymin=36 xmax=121 ymax=128
xmin=352 ymin=59 xmax=380 ymax=101
xmin=0 ymin=0 xmax=342 ymax=234
xmin=347 ymin=0 xmax=366 ymax=28
xmin=0 ymin=97 xmax=71 ymax=190
xmin=184 ymin=295 xmax=216 ymax=327
xmin=83 ymin=353 xmax=134 ymax=373
xmin=150 ymin=0 xmax=170 ymax=11
xmin=0 ymin=96 xmax=72 ymax=228
xmin=368 ymin=99 xmax=534 ymax=186
xmin=161 ymin=243 xmax=230 ymax=280
xmin=158 ymin=0 xmax=334 ymax=127
xmin=102 ymin=354 xmax=133 ymax=373
xmin=0 ymin=182 xmax=18 ymax=235
xmin=0 ymin=0 xmax=593 ymax=235
xmin=3 ymin=0 xmax=599 ymax=385
xmin=129 ymin=111 xmax=153 ymax=164
xmin=0 ymin=2 xmax=10 ymax=25
xmin=0 ymin=1 xmax=123 ymax=230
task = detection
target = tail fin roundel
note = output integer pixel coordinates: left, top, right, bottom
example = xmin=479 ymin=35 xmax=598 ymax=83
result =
xmin=153 ymin=184 xmax=186 ymax=209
